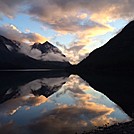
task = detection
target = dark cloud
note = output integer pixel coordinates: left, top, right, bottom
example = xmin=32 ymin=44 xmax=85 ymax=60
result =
xmin=1 ymin=0 xmax=134 ymax=27
xmin=2 ymin=0 xmax=131 ymax=31
xmin=25 ymin=0 xmax=112 ymax=33
xmin=0 ymin=0 xmax=27 ymax=18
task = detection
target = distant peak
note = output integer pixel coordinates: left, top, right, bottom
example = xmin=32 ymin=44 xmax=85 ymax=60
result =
xmin=45 ymin=41 xmax=49 ymax=44
xmin=33 ymin=42 xmax=41 ymax=45
xmin=43 ymin=41 xmax=53 ymax=46
xmin=33 ymin=41 xmax=52 ymax=46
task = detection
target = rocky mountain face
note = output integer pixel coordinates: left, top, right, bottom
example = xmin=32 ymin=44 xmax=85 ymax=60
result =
xmin=0 ymin=35 xmax=70 ymax=69
xmin=76 ymin=21 xmax=134 ymax=74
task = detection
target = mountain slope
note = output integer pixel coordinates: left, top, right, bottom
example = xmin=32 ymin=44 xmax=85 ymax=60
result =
xmin=0 ymin=35 xmax=70 ymax=69
xmin=76 ymin=21 xmax=134 ymax=74
xmin=31 ymin=41 xmax=68 ymax=62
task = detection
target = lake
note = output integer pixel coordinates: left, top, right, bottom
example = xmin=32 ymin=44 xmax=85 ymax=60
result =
xmin=0 ymin=71 xmax=132 ymax=134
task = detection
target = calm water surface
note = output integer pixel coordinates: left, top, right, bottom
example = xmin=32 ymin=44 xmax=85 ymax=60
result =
xmin=0 ymin=72 xmax=131 ymax=134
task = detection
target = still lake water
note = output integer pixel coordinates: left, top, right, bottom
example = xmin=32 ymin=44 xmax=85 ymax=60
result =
xmin=0 ymin=72 xmax=131 ymax=134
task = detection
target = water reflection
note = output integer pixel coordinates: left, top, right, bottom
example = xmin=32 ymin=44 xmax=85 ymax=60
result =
xmin=0 ymin=73 xmax=131 ymax=134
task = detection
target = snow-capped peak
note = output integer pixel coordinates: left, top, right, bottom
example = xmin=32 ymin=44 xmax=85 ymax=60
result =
xmin=31 ymin=41 xmax=68 ymax=62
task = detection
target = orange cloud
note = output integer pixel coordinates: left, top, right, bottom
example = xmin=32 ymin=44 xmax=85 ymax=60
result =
xmin=77 ymin=13 xmax=88 ymax=20
xmin=0 ymin=24 xmax=47 ymax=44
xmin=1 ymin=0 xmax=134 ymax=64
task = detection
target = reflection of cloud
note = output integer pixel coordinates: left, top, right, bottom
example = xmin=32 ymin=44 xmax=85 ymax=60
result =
xmin=28 ymin=104 xmax=113 ymax=134
xmin=91 ymin=115 xmax=118 ymax=127
xmin=0 ymin=77 xmax=67 ymax=116
xmin=73 ymin=93 xmax=91 ymax=101
xmin=79 ymin=84 xmax=90 ymax=90
xmin=23 ymin=95 xmax=47 ymax=107
xmin=0 ymin=94 xmax=47 ymax=116
xmin=58 ymin=75 xmax=90 ymax=95
xmin=0 ymin=75 xmax=131 ymax=134
xmin=0 ymin=121 xmax=19 ymax=134
xmin=19 ymin=77 xmax=67 ymax=96
xmin=7 ymin=106 xmax=21 ymax=116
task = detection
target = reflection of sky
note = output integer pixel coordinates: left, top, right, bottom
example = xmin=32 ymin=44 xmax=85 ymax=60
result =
xmin=0 ymin=75 xmax=131 ymax=134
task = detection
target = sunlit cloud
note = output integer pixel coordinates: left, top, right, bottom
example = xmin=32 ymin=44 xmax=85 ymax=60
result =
xmin=0 ymin=0 xmax=134 ymax=63
xmin=78 ymin=13 xmax=88 ymax=20
xmin=0 ymin=24 xmax=47 ymax=44
xmin=55 ymin=24 xmax=113 ymax=63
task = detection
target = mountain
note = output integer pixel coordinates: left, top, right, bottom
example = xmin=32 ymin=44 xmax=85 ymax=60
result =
xmin=75 ymin=21 xmax=134 ymax=74
xmin=31 ymin=41 xmax=68 ymax=62
xmin=0 ymin=35 xmax=70 ymax=69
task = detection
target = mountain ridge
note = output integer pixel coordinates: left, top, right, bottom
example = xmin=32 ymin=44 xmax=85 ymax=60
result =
xmin=0 ymin=35 xmax=70 ymax=69
xmin=75 ymin=21 xmax=134 ymax=74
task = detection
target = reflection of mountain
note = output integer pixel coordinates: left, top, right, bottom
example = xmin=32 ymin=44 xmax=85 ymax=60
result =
xmin=0 ymin=35 xmax=70 ymax=69
xmin=79 ymin=72 xmax=134 ymax=117
xmin=32 ymin=85 xmax=63 ymax=98
xmin=0 ymin=75 xmax=131 ymax=134
xmin=0 ymin=71 xmax=69 ymax=103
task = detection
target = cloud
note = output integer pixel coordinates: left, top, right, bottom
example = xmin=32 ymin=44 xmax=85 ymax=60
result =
xmin=24 ymin=0 xmax=134 ymax=63
xmin=0 ymin=24 xmax=68 ymax=62
xmin=1 ymin=0 xmax=134 ymax=63
xmin=1 ymin=0 xmax=134 ymax=34
xmin=0 ymin=0 xmax=27 ymax=18
xmin=1 ymin=0 xmax=134 ymax=22
xmin=26 ymin=1 xmax=112 ymax=34
xmin=23 ymin=0 xmax=134 ymax=33
xmin=0 ymin=24 xmax=47 ymax=44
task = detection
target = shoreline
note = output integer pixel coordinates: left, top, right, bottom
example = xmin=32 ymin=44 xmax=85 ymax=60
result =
xmin=85 ymin=120 xmax=134 ymax=134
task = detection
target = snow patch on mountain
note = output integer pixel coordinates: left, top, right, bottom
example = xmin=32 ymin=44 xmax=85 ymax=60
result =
xmin=0 ymin=35 xmax=70 ymax=65
xmin=30 ymin=41 xmax=68 ymax=62
xmin=5 ymin=44 xmax=13 ymax=51
xmin=19 ymin=43 xmax=42 ymax=60
xmin=18 ymin=43 xmax=68 ymax=62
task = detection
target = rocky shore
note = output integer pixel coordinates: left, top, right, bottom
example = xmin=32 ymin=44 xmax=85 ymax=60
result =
xmin=84 ymin=120 xmax=134 ymax=134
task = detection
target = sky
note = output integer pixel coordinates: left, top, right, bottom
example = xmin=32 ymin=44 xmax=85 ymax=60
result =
xmin=0 ymin=0 xmax=133 ymax=64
